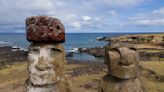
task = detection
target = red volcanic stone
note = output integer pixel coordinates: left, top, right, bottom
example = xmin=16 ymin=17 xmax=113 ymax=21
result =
xmin=26 ymin=16 xmax=65 ymax=43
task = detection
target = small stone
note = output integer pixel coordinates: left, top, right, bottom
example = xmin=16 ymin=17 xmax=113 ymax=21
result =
xmin=26 ymin=16 xmax=65 ymax=43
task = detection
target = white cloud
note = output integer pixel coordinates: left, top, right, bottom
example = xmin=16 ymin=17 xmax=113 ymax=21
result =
xmin=97 ymin=0 xmax=148 ymax=7
xmin=109 ymin=10 xmax=117 ymax=16
xmin=0 ymin=0 xmax=158 ymax=33
xmin=56 ymin=1 xmax=67 ymax=6
xmin=82 ymin=16 xmax=92 ymax=21
xmin=0 ymin=0 xmax=56 ymax=25
xmin=153 ymin=7 xmax=164 ymax=15
xmin=132 ymin=19 xmax=164 ymax=26
xmin=31 ymin=0 xmax=54 ymax=10
xmin=128 ymin=7 xmax=164 ymax=27
xmin=70 ymin=21 xmax=81 ymax=28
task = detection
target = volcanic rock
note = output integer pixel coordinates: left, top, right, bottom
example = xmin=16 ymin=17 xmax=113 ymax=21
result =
xmin=26 ymin=16 xmax=65 ymax=43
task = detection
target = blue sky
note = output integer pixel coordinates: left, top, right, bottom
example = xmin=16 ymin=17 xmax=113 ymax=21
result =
xmin=0 ymin=0 xmax=164 ymax=33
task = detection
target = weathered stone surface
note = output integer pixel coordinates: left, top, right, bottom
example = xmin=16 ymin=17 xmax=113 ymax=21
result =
xmin=26 ymin=16 xmax=65 ymax=43
xmin=28 ymin=43 xmax=66 ymax=85
xmin=25 ymin=79 xmax=72 ymax=92
xmin=25 ymin=16 xmax=71 ymax=92
xmin=104 ymin=43 xmax=139 ymax=79
xmin=26 ymin=82 xmax=59 ymax=92
xmin=99 ymin=75 xmax=144 ymax=92
xmin=98 ymin=43 xmax=144 ymax=92
xmin=106 ymin=47 xmax=139 ymax=79
xmin=26 ymin=43 xmax=72 ymax=92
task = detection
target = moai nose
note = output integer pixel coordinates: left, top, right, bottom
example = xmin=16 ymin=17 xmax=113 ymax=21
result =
xmin=35 ymin=57 xmax=51 ymax=71
xmin=118 ymin=48 xmax=134 ymax=66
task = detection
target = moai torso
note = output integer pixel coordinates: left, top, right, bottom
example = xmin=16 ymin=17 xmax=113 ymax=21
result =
xmin=98 ymin=43 xmax=144 ymax=92
xmin=25 ymin=16 xmax=72 ymax=92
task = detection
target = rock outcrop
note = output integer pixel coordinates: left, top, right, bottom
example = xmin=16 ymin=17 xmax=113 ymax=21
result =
xmin=25 ymin=16 xmax=72 ymax=92
xmin=0 ymin=46 xmax=27 ymax=66
xmin=98 ymin=43 xmax=144 ymax=92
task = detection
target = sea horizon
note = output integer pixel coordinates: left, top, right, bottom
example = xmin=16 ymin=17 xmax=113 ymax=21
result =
xmin=0 ymin=32 xmax=163 ymax=50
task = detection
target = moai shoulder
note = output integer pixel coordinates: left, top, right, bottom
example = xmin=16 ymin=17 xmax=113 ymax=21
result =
xmin=99 ymin=42 xmax=144 ymax=92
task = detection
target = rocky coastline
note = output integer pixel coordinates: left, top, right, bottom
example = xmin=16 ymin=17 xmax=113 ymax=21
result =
xmin=0 ymin=33 xmax=164 ymax=92
xmin=1 ymin=34 xmax=164 ymax=67
xmin=81 ymin=33 xmax=164 ymax=61
xmin=0 ymin=46 xmax=28 ymax=66
xmin=0 ymin=45 xmax=106 ymax=68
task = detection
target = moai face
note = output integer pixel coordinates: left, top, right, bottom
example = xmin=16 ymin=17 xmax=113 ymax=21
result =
xmin=26 ymin=16 xmax=65 ymax=43
xmin=106 ymin=46 xmax=139 ymax=79
xmin=28 ymin=43 xmax=66 ymax=85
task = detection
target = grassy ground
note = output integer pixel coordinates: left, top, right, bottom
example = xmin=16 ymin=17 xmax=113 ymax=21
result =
xmin=140 ymin=61 xmax=164 ymax=92
xmin=0 ymin=61 xmax=163 ymax=92
xmin=140 ymin=61 xmax=164 ymax=75
xmin=0 ymin=62 xmax=103 ymax=92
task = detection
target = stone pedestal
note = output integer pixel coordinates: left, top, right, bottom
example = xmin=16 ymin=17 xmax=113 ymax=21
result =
xmin=98 ymin=43 xmax=144 ymax=92
xmin=25 ymin=16 xmax=72 ymax=92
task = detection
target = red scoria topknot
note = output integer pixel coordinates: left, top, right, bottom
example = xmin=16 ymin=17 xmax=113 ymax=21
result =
xmin=26 ymin=16 xmax=65 ymax=43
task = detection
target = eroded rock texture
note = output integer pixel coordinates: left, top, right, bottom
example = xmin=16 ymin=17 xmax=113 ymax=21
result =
xmin=26 ymin=43 xmax=72 ymax=92
xmin=26 ymin=16 xmax=65 ymax=43
xmin=98 ymin=43 xmax=144 ymax=92
xmin=25 ymin=16 xmax=71 ymax=92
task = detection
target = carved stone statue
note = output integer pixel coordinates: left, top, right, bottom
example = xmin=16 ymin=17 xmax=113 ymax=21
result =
xmin=98 ymin=43 xmax=144 ymax=92
xmin=25 ymin=16 xmax=72 ymax=92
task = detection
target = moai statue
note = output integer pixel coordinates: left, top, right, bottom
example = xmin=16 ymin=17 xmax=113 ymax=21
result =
xmin=25 ymin=16 xmax=72 ymax=92
xmin=98 ymin=43 xmax=144 ymax=92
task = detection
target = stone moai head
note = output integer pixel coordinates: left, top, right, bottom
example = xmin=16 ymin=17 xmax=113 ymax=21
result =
xmin=26 ymin=16 xmax=65 ymax=43
xmin=26 ymin=16 xmax=66 ymax=86
xmin=28 ymin=43 xmax=66 ymax=85
xmin=105 ymin=43 xmax=139 ymax=79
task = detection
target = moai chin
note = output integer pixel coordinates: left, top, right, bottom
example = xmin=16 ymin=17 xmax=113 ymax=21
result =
xmin=98 ymin=43 xmax=144 ymax=92
xmin=25 ymin=16 xmax=72 ymax=92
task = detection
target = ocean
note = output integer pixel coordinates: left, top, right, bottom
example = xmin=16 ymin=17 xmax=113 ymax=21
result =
xmin=0 ymin=33 xmax=129 ymax=51
xmin=0 ymin=33 xmax=131 ymax=61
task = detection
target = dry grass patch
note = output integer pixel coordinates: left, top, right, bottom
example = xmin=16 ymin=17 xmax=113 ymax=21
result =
xmin=140 ymin=61 xmax=164 ymax=75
